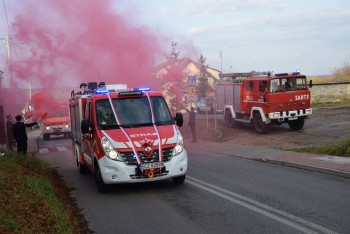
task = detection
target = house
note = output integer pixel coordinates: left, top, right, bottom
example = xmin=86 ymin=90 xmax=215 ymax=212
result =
xmin=153 ymin=57 xmax=221 ymax=111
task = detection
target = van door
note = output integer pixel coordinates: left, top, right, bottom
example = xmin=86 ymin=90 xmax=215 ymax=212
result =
xmin=81 ymin=100 xmax=94 ymax=168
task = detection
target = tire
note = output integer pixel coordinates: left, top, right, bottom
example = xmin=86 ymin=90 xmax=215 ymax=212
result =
xmin=94 ymin=162 xmax=109 ymax=193
xmin=173 ymin=175 xmax=186 ymax=184
xmin=43 ymin=134 xmax=50 ymax=141
xmin=225 ymin=110 xmax=234 ymax=128
xmin=253 ymin=111 xmax=269 ymax=134
xmin=75 ymin=149 xmax=87 ymax=174
xmin=288 ymin=118 xmax=305 ymax=130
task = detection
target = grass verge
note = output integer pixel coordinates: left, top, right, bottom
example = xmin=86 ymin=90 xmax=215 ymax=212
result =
xmin=293 ymin=138 xmax=350 ymax=157
xmin=0 ymin=149 xmax=92 ymax=234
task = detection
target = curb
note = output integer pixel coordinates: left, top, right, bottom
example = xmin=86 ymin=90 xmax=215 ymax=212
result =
xmin=260 ymin=159 xmax=350 ymax=179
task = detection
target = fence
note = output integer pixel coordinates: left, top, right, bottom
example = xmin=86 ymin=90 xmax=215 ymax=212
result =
xmin=310 ymin=82 xmax=350 ymax=103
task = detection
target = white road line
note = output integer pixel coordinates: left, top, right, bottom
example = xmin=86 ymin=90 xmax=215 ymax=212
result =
xmin=187 ymin=176 xmax=338 ymax=234
xmin=39 ymin=148 xmax=49 ymax=153
xmin=57 ymin=146 xmax=68 ymax=152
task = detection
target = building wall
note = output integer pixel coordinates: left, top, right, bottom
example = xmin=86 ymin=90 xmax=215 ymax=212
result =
xmin=310 ymin=82 xmax=350 ymax=103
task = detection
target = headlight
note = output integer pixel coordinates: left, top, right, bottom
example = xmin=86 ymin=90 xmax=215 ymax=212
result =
xmin=101 ymin=137 xmax=123 ymax=161
xmin=271 ymin=112 xmax=280 ymax=118
xmin=172 ymin=134 xmax=184 ymax=157
xmin=65 ymin=125 xmax=70 ymax=128
xmin=305 ymin=109 xmax=312 ymax=115
xmin=45 ymin=126 xmax=50 ymax=130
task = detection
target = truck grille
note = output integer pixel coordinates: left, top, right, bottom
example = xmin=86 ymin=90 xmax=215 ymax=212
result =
xmin=120 ymin=147 xmax=173 ymax=166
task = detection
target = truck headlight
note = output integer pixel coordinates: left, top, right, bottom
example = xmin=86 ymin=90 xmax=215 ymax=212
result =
xmin=45 ymin=126 xmax=50 ymax=130
xmin=305 ymin=109 xmax=312 ymax=115
xmin=172 ymin=134 xmax=184 ymax=157
xmin=101 ymin=137 xmax=122 ymax=161
xmin=271 ymin=112 xmax=280 ymax=118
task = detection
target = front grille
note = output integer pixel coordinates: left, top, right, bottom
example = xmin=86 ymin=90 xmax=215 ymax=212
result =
xmin=120 ymin=147 xmax=174 ymax=166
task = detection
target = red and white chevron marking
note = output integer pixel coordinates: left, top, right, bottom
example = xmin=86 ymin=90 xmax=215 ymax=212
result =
xmin=39 ymin=145 xmax=73 ymax=153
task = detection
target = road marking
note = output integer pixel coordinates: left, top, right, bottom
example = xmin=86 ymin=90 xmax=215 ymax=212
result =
xmin=39 ymin=146 xmax=73 ymax=153
xmin=187 ymin=176 xmax=338 ymax=234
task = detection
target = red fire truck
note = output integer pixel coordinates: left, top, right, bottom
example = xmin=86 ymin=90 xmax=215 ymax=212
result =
xmin=217 ymin=71 xmax=312 ymax=134
xmin=69 ymin=82 xmax=187 ymax=192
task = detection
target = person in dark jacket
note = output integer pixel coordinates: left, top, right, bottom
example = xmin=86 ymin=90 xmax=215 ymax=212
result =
xmin=6 ymin=114 xmax=16 ymax=150
xmin=12 ymin=115 xmax=37 ymax=155
xmin=186 ymin=106 xmax=197 ymax=143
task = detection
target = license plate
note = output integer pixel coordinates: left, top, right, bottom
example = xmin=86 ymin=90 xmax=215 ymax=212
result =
xmin=140 ymin=162 xmax=164 ymax=170
xmin=288 ymin=117 xmax=298 ymax=120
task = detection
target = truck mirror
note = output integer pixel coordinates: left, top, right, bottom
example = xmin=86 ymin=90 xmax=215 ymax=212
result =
xmin=309 ymin=80 xmax=313 ymax=88
xmin=81 ymin=119 xmax=93 ymax=134
xmin=174 ymin=112 xmax=183 ymax=127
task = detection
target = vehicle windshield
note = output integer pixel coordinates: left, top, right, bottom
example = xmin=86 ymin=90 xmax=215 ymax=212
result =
xmin=269 ymin=76 xmax=307 ymax=93
xmin=46 ymin=107 xmax=69 ymax=117
xmin=96 ymin=96 xmax=174 ymax=130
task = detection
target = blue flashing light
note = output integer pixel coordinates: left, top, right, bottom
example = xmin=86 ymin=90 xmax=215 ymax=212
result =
xmin=135 ymin=87 xmax=151 ymax=91
xmin=275 ymin=73 xmax=288 ymax=77
xmin=292 ymin=72 xmax=300 ymax=75
xmin=96 ymin=89 xmax=109 ymax=94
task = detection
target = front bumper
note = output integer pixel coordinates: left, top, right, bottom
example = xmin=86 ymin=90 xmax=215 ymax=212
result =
xmin=43 ymin=124 xmax=71 ymax=135
xmin=268 ymin=108 xmax=312 ymax=120
xmin=98 ymin=149 xmax=188 ymax=184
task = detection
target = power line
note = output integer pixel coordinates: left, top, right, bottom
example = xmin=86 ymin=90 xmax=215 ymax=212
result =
xmin=2 ymin=0 xmax=11 ymax=36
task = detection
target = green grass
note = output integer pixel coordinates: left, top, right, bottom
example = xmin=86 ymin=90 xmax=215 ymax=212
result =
xmin=0 ymin=149 xmax=91 ymax=234
xmin=312 ymin=98 xmax=350 ymax=107
xmin=294 ymin=139 xmax=350 ymax=157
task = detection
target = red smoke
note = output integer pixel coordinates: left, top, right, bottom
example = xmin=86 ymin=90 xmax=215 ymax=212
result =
xmin=2 ymin=0 xmax=171 ymax=116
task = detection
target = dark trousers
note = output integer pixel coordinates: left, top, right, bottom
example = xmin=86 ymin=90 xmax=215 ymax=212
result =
xmin=190 ymin=125 xmax=197 ymax=142
xmin=16 ymin=140 xmax=28 ymax=155
xmin=7 ymin=138 xmax=16 ymax=151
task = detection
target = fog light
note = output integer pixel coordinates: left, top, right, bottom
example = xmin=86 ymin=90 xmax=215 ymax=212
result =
xmin=111 ymin=175 xmax=117 ymax=179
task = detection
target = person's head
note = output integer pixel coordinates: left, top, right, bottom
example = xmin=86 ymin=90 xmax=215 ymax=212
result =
xmin=15 ymin=115 xmax=23 ymax=122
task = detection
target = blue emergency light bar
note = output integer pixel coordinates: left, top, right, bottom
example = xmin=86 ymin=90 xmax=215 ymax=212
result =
xmin=134 ymin=87 xmax=151 ymax=91
xmin=275 ymin=72 xmax=301 ymax=77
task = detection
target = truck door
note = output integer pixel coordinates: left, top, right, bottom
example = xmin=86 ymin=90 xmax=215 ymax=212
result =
xmin=81 ymin=100 xmax=94 ymax=167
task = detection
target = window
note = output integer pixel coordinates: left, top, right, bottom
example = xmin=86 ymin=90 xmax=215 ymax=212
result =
xmin=259 ymin=81 xmax=267 ymax=92
xmin=246 ymin=81 xmax=254 ymax=91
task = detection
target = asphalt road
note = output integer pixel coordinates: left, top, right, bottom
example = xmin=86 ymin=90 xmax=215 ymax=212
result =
xmin=36 ymin=135 xmax=350 ymax=234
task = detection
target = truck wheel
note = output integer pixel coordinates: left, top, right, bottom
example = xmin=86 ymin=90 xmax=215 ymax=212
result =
xmin=288 ymin=118 xmax=305 ymax=130
xmin=225 ymin=111 xmax=234 ymax=128
xmin=94 ymin=162 xmax=109 ymax=193
xmin=173 ymin=175 xmax=186 ymax=184
xmin=253 ymin=112 xmax=269 ymax=134
xmin=43 ymin=134 xmax=50 ymax=141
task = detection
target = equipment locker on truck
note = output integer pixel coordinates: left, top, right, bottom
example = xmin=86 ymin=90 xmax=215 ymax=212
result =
xmin=69 ymin=82 xmax=187 ymax=192
xmin=217 ymin=71 xmax=312 ymax=134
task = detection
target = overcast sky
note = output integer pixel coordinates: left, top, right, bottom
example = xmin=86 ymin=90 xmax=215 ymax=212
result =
xmin=1 ymin=0 xmax=350 ymax=76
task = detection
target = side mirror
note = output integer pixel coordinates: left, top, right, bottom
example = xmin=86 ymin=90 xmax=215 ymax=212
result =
xmin=309 ymin=80 xmax=313 ymax=88
xmin=81 ymin=119 xmax=93 ymax=134
xmin=174 ymin=112 xmax=183 ymax=127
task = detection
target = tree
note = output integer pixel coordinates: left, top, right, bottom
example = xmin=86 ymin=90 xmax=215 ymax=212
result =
xmin=197 ymin=54 xmax=210 ymax=99
xmin=167 ymin=41 xmax=180 ymax=61
xmin=332 ymin=61 xmax=350 ymax=81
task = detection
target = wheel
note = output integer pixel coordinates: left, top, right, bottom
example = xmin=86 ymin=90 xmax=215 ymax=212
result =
xmin=253 ymin=112 xmax=269 ymax=134
xmin=94 ymin=162 xmax=109 ymax=193
xmin=225 ymin=110 xmax=234 ymax=128
xmin=288 ymin=118 xmax=305 ymax=130
xmin=43 ymin=134 xmax=50 ymax=141
xmin=173 ymin=175 xmax=186 ymax=184
xmin=75 ymin=149 xmax=87 ymax=174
